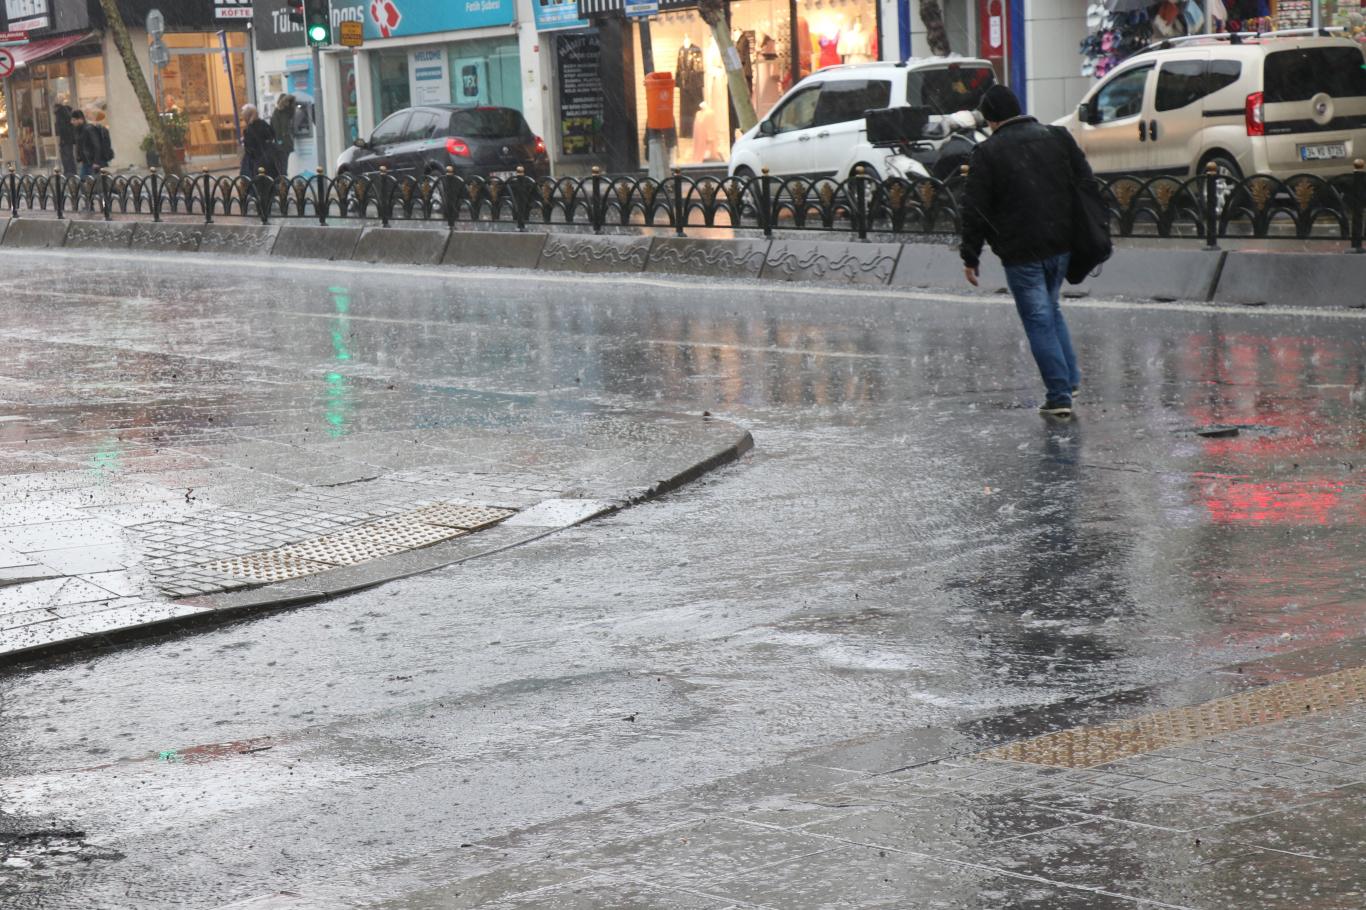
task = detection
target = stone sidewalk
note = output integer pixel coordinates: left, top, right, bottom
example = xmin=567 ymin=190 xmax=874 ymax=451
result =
xmin=223 ymin=640 xmax=1366 ymax=910
xmin=0 ymin=335 xmax=752 ymax=665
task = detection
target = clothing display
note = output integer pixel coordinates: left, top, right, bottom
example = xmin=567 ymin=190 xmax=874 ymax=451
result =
xmin=818 ymin=34 xmax=841 ymax=68
xmin=795 ymin=18 xmax=812 ymax=77
xmin=675 ymin=40 xmax=704 ymax=139
xmin=838 ymin=22 xmax=873 ymax=63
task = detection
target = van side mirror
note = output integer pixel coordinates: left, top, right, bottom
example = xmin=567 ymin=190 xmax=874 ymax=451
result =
xmin=1079 ymin=102 xmax=1099 ymax=125
xmin=759 ymin=120 xmax=776 ymax=137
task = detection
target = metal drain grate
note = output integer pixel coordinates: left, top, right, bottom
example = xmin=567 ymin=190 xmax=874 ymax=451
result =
xmin=982 ymin=666 xmax=1366 ymax=769
xmin=411 ymin=503 xmax=516 ymax=531
xmin=201 ymin=552 xmax=335 ymax=584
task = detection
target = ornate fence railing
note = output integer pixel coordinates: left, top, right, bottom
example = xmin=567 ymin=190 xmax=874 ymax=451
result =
xmin=3 ymin=161 xmax=1363 ymax=251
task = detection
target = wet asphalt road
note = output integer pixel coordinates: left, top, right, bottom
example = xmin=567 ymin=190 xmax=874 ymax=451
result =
xmin=1 ymin=250 xmax=1365 ymax=907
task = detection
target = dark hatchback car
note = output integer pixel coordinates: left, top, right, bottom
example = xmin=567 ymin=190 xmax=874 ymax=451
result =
xmin=336 ymin=105 xmax=548 ymax=180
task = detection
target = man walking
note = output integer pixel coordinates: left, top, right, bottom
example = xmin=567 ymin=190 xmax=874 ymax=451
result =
xmin=960 ymin=84 xmax=1092 ymax=418
xmin=71 ymin=110 xmax=102 ymax=179
xmin=54 ymin=94 xmax=77 ymax=176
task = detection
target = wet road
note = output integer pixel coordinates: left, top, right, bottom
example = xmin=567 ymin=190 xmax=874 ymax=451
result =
xmin=2 ymin=250 xmax=1365 ymax=907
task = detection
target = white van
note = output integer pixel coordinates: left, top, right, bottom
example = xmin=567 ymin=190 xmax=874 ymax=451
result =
xmin=1056 ymin=33 xmax=1366 ymax=181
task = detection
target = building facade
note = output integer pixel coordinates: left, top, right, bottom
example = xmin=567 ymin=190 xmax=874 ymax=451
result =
xmin=0 ymin=0 xmax=253 ymax=172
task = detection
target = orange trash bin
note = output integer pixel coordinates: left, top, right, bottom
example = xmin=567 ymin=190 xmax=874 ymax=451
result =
xmin=644 ymin=71 xmax=676 ymax=131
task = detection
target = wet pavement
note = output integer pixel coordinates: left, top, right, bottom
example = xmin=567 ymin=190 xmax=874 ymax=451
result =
xmin=0 ymin=249 xmax=1363 ymax=907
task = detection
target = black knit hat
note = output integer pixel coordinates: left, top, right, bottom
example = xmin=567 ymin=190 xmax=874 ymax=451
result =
xmin=977 ymin=84 xmax=1022 ymax=123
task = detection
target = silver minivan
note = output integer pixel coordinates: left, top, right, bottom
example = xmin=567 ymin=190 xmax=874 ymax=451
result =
xmin=1056 ymin=34 xmax=1366 ymax=181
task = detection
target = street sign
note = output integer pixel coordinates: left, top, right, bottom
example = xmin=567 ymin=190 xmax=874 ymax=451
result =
xmin=623 ymin=0 xmax=658 ymax=17
xmin=339 ymin=19 xmax=363 ymax=47
xmin=145 ymin=9 xmax=165 ymax=37
xmin=0 ymin=48 xmax=14 ymax=79
xmin=0 ymin=31 xmax=29 ymax=46
xmin=149 ymin=38 xmax=169 ymax=69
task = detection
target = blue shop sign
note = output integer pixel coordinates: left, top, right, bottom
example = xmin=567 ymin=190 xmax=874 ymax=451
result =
xmin=534 ymin=0 xmax=587 ymax=31
xmin=364 ymin=0 xmax=514 ymax=40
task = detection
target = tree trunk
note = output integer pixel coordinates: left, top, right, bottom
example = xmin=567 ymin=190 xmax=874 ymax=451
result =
xmin=919 ymin=0 xmax=953 ymax=57
xmin=96 ymin=0 xmax=182 ymax=175
xmin=698 ymin=0 xmax=758 ymax=133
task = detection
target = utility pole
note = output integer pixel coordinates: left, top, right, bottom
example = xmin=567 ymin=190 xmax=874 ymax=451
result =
xmin=306 ymin=0 xmax=331 ymax=173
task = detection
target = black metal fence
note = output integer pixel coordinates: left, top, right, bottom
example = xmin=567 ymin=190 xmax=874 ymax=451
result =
xmin=3 ymin=162 xmax=1363 ymax=252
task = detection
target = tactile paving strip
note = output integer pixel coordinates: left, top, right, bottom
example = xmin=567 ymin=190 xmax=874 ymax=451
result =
xmin=409 ymin=503 xmax=517 ymax=531
xmin=200 ymin=552 xmax=334 ymax=584
xmin=275 ymin=519 xmax=467 ymax=566
xmin=981 ymin=666 xmax=1366 ymax=769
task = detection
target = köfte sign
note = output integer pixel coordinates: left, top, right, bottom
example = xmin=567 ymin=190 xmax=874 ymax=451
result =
xmin=214 ymin=0 xmax=253 ymax=19
xmin=364 ymin=0 xmax=513 ymax=40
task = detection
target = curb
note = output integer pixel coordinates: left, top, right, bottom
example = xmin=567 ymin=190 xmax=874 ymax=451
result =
xmin=0 ymin=425 xmax=753 ymax=671
xmin=5 ymin=216 xmax=1364 ymax=308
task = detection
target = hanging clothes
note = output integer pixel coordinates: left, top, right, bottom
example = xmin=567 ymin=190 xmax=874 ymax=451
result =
xmin=818 ymin=34 xmax=841 ymax=69
xmin=676 ymin=41 xmax=705 ymax=139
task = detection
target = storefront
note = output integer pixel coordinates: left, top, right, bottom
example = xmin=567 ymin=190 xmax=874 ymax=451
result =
xmin=575 ymin=0 xmax=885 ymax=170
xmin=360 ymin=0 xmax=522 ymax=123
xmin=153 ymin=30 xmax=251 ymax=161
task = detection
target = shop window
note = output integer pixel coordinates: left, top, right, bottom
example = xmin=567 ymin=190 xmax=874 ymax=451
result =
xmin=74 ymin=57 xmax=106 ymax=116
xmin=813 ymin=79 xmax=890 ymax=127
xmin=372 ymin=51 xmax=411 ymax=121
xmin=1092 ymin=65 xmax=1150 ymax=123
xmin=1155 ymin=60 xmax=1206 ymax=112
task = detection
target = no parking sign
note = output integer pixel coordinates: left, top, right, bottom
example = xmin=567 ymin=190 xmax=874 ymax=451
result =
xmin=0 ymin=48 xmax=15 ymax=79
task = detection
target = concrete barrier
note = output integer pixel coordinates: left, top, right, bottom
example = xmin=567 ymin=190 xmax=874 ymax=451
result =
xmin=198 ymin=224 xmax=280 ymax=257
xmin=443 ymin=230 xmax=546 ymax=269
xmin=891 ymin=242 xmax=1010 ymax=294
xmin=273 ymin=224 xmax=363 ymax=261
xmin=647 ymin=237 xmax=771 ymax=279
xmin=131 ymin=223 xmax=203 ymax=252
xmin=1 ymin=218 xmax=71 ymax=248
xmin=1215 ymin=250 xmax=1366 ymax=308
xmin=762 ymin=239 xmax=901 ymax=285
xmin=1086 ymin=248 xmax=1225 ymax=302
xmin=63 ymin=220 xmax=136 ymax=250
xmin=353 ymin=225 xmax=450 ymax=265
xmin=538 ymin=234 xmax=653 ymax=273
xmin=0 ymin=219 xmax=8 ymax=246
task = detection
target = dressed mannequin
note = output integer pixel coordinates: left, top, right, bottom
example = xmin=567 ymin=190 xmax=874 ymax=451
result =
xmin=754 ymin=31 xmax=782 ymax=117
xmin=704 ymin=34 xmax=726 ymax=126
xmin=839 ymin=18 xmax=873 ymax=63
xmin=675 ymin=35 xmax=705 ymax=139
xmin=691 ymin=100 xmax=718 ymax=162
xmin=818 ymin=28 xmax=841 ymax=68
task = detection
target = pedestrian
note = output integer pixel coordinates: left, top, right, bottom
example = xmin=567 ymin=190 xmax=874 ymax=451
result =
xmin=91 ymin=107 xmax=115 ymax=170
xmin=269 ymin=93 xmax=296 ymax=178
xmin=239 ymin=104 xmax=278 ymax=180
xmin=54 ymin=94 xmax=77 ymax=176
xmin=70 ymin=110 xmax=103 ymax=179
xmin=960 ymin=84 xmax=1092 ymax=419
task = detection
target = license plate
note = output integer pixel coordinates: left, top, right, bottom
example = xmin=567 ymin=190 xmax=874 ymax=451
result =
xmin=491 ymin=170 xmax=516 ymax=181
xmin=1299 ymin=142 xmax=1347 ymax=161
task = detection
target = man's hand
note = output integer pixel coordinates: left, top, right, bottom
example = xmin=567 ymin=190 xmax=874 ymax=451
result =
xmin=964 ymin=265 xmax=979 ymax=287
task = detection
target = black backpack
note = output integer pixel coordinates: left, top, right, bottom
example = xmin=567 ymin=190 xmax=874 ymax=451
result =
xmin=97 ymin=124 xmax=115 ymax=163
xmin=1050 ymin=127 xmax=1111 ymax=285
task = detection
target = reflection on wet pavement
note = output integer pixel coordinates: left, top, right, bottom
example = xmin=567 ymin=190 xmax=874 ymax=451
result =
xmin=0 ymin=251 xmax=1363 ymax=907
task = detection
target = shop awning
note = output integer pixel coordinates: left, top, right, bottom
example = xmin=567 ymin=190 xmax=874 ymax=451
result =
xmin=575 ymin=0 xmax=697 ymax=18
xmin=9 ymin=32 xmax=97 ymax=70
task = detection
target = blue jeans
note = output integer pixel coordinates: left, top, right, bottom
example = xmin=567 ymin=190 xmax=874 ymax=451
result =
xmin=1004 ymin=253 xmax=1080 ymax=404
xmin=79 ymin=163 xmax=93 ymax=179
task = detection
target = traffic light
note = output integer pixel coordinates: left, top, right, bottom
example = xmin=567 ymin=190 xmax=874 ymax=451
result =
xmin=305 ymin=0 xmax=330 ymax=46
xmin=285 ymin=2 xmax=303 ymax=26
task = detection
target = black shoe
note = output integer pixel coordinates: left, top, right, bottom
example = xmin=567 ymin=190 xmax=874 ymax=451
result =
xmin=1040 ymin=399 xmax=1073 ymax=417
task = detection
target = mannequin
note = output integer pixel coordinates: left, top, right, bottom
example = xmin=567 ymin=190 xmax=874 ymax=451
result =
xmin=755 ymin=31 xmax=782 ymax=117
xmin=839 ymin=17 xmax=873 ymax=63
xmin=818 ymin=27 xmax=841 ymax=68
xmin=691 ymin=100 xmax=718 ymax=162
xmin=676 ymin=35 xmax=705 ymax=139
xmin=704 ymin=33 xmax=726 ymax=123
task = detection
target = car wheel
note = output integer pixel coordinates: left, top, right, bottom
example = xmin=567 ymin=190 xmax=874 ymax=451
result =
xmin=732 ymin=165 xmax=756 ymax=182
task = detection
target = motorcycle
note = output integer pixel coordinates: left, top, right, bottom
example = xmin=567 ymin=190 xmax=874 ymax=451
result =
xmin=866 ymin=108 xmax=988 ymax=183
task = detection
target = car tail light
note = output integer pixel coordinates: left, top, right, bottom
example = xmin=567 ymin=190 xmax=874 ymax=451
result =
xmin=533 ymin=135 xmax=546 ymax=155
xmin=1245 ymin=92 xmax=1265 ymax=137
xmin=445 ymin=137 xmax=471 ymax=158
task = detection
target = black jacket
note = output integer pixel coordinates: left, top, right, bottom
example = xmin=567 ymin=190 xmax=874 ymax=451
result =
xmin=960 ymin=117 xmax=1094 ymax=269
xmin=55 ymin=105 xmax=75 ymax=145
xmin=75 ymin=123 xmax=103 ymax=166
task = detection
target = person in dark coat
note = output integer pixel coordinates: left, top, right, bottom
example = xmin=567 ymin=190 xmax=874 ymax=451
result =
xmin=960 ymin=85 xmax=1095 ymax=418
xmin=239 ymin=104 xmax=278 ymax=179
xmin=55 ymin=94 xmax=77 ymax=176
xmin=269 ymin=93 xmax=296 ymax=178
xmin=70 ymin=109 xmax=103 ymax=179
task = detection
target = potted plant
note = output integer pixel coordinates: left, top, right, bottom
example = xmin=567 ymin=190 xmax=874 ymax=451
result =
xmin=142 ymin=110 xmax=188 ymax=168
